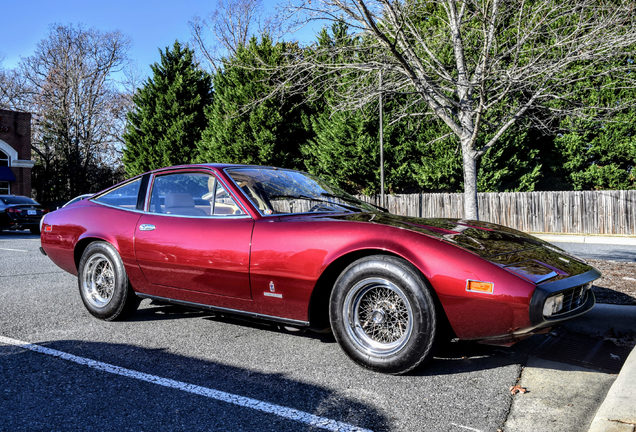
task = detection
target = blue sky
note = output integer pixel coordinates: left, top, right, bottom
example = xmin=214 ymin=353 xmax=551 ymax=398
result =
xmin=0 ymin=0 xmax=320 ymax=77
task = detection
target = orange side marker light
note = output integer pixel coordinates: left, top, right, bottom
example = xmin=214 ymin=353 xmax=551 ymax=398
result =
xmin=466 ymin=280 xmax=494 ymax=294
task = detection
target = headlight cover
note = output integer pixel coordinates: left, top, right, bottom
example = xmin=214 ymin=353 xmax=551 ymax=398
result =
xmin=543 ymin=294 xmax=564 ymax=317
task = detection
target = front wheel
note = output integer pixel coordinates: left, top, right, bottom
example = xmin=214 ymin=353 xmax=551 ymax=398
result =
xmin=78 ymin=241 xmax=140 ymax=321
xmin=330 ymin=255 xmax=437 ymax=374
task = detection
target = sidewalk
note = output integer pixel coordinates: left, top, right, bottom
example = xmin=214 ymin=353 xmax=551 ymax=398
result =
xmin=533 ymin=233 xmax=636 ymax=246
xmin=563 ymin=304 xmax=636 ymax=432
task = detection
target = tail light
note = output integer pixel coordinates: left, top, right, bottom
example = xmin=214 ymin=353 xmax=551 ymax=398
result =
xmin=7 ymin=208 xmax=17 ymax=213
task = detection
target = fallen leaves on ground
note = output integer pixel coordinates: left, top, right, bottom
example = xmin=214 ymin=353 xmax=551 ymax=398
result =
xmin=509 ymin=385 xmax=528 ymax=395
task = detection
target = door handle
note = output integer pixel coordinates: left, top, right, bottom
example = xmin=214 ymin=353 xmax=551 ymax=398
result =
xmin=139 ymin=224 xmax=156 ymax=231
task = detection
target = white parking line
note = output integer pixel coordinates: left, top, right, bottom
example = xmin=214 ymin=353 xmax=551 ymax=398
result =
xmin=0 ymin=247 xmax=28 ymax=252
xmin=0 ymin=335 xmax=372 ymax=432
xmin=450 ymin=423 xmax=482 ymax=432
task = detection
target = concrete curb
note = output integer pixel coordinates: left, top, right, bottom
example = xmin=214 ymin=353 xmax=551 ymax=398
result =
xmin=566 ymin=304 xmax=636 ymax=432
xmin=588 ymin=346 xmax=636 ymax=432
xmin=533 ymin=233 xmax=636 ymax=246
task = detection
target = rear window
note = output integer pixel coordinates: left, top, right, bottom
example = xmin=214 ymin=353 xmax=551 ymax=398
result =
xmin=93 ymin=178 xmax=142 ymax=210
xmin=1 ymin=196 xmax=39 ymax=205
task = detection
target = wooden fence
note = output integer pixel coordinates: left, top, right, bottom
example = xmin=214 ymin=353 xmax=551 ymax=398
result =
xmin=357 ymin=190 xmax=636 ymax=235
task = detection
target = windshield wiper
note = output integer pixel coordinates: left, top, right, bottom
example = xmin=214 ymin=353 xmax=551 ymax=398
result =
xmin=269 ymin=194 xmax=361 ymax=212
xmin=320 ymin=193 xmax=387 ymax=212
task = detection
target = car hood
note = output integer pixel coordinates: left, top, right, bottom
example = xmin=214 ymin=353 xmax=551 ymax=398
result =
xmin=324 ymin=212 xmax=593 ymax=283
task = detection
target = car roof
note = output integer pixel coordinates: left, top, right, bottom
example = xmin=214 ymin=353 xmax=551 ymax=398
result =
xmin=149 ymin=163 xmax=290 ymax=174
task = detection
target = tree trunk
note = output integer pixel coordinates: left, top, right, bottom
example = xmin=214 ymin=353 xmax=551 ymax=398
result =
xmin=461 ymin=145 xmax=479 ymax=220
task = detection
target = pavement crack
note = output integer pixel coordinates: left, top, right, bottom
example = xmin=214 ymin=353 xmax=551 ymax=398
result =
xmin=609 ymin=419 xmax=636 ymax=426
xmin=500 ymin=363 xmax=524 ymax=430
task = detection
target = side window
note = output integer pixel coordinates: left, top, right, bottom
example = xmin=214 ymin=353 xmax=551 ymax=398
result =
xmin=0 ymin=151 xmax=10 ymax=193
xmin=149 ymin=172 xmax=244 ymax=217
xmin=212 ymin=180 xmax=244 ymax=215
xmin=0 ymin=149 xmax=9 ymax=166
xmin=93 ymin=178 xmax=142 ymax=209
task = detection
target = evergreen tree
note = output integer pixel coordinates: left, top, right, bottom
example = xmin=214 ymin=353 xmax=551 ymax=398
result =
xmin=123 ymin=41 xmax=212 ymax=176
xmin=302 ymin=23 xmax=381 ymax=194
xmin=553 ymin=84 xmax=636 ymax=190
xmin=394 ymin=116 xmax=542 ymax=193
xmin=303 ymin=106 xmax=380 ymax=194
xmin=196 ymin=35 xmax=310 ymax=168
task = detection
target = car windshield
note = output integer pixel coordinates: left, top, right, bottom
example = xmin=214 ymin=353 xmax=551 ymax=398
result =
xmin=225 ymin=167 xmax=379 ymax=216
xmin=1 ymin=196 xmax=38 ymax=205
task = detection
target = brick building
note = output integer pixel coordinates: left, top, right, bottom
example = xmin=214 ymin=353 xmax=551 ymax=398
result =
xmin=0 ymin=109 xmax=34 ymax=196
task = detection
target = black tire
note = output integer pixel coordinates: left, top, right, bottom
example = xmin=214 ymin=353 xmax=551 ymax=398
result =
xmin=330 ymin=255 xmax=437 ymax=374
xmin=77 ymin=241 xmax=140 ymax=321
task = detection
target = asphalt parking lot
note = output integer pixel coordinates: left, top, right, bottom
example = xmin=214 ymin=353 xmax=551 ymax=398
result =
xmin=0 ymin=233 xmax=628 ymax=431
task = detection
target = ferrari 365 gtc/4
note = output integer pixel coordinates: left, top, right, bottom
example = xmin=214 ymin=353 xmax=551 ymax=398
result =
xmin=40 ymin=164 xmax=599 ymax=374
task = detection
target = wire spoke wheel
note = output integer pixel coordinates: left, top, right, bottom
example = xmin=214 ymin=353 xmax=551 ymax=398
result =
xmin=331 ymin=255 xmax=437 ymax=374
xmin=78 ymin=241 xmax=140 ymax=321
xmin=81 ymin=253 xmax=115 ymax=308
xmin=343 ymin=277 xmax=414 ymax=357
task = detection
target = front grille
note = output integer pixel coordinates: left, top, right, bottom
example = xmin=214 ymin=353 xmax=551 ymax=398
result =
xmin=530 ymin=268 xmax=599 ymax=326
xmin=554 ymin=283 xmax=590 ymax=315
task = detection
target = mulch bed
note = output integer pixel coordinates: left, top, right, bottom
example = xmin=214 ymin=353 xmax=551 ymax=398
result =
xmin=586 ymin=259 xmax=636 ymax=305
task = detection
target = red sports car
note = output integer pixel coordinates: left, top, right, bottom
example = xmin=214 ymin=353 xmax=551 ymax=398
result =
xmin=40 ymin=164 xmax=599 ymax=374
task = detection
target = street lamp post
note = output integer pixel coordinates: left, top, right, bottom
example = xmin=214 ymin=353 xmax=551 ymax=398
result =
xmin=379 ymin=70 xmax=385 ymax=209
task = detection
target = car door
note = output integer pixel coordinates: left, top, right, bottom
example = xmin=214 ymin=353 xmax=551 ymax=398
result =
xmin=134 ymin=170 xmax=254 ymax=299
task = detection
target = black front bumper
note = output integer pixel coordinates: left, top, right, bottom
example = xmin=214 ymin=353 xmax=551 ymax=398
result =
xmin=478 ymin=268 xmax=600 ymax=345
xmin=529 ymin=268 xmax=600 ymax=327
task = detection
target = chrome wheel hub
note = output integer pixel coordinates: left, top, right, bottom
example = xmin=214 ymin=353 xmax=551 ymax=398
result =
xmin=343 ymin=278 xmax=414 ymax=357
xmin=81 ymin=253 xmax=115 ymax=308
xmin=371 ymin=309 xmax=386 ymax=324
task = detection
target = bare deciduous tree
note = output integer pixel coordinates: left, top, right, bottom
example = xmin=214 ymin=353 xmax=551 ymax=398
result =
xmin=0 ymin=62 xmax=26 ymax=111
xmin=18 ymin=24 xmax=131 ymax=200
xmin=279 ymin=0 xmax=636 ymax=219
xmin=190 ymin=0 xmax=268 ymax=71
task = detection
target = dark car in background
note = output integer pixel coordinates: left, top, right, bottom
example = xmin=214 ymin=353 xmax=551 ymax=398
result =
xmin=0 ymin=195 xmax=47 ymax=234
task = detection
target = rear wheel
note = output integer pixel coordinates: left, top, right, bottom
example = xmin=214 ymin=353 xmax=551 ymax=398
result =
xmin=330 ymin=255 xmax=437 ymax=374
xmin=78 ymin=241 xmax=140 ymax=320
